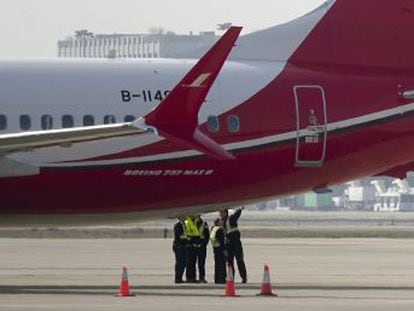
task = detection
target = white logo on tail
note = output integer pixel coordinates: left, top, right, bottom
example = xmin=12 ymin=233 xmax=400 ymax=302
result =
xmin=189 ymin=73 xmax=211 ymax=87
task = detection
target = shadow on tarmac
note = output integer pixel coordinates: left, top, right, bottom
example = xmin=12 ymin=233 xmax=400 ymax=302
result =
xmin=0 ymin=285 xmax=226 ymax=297
xmin=1 ymin=284 xmax=414 ymax=297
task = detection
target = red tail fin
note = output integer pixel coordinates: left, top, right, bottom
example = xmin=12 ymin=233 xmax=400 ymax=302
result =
xmin=290 ymin=0 xmax=414 ymax=69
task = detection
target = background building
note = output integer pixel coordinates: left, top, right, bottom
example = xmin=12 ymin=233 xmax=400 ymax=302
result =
xmin=58 ymin=29 xmax=218 ymax=59
xmin=246 ymin=175 xmax=414 ymax=212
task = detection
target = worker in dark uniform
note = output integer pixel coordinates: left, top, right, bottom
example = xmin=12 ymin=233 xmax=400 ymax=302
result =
xmin=195 ymin=215 xmax=209 ymax=283
xmin=184 ymin=215 xmax=201 ymax=283
xmin=210 ymin=218 xmax=227 ymax=284
xmin=220 ymin=207 xmax=247 ymax=283
xmin=173 ymin=216 xmax=188 ymax=284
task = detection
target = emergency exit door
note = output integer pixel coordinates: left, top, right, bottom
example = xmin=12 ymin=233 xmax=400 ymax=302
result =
xmin=294 ymin=85 xmax=327 ymax=167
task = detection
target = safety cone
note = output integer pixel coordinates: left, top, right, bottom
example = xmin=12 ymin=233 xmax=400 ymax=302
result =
xmin=257 ymin=263 xmax=277 ymax=297
xmin=116 ymin=266 xmax=135 ymax=297
xmin=225 ymin=265 xmax=237 ymax=297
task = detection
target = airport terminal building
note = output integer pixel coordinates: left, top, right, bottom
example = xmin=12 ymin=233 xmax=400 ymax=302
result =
xmin=58 ymin=29 xmax=218 ymax=59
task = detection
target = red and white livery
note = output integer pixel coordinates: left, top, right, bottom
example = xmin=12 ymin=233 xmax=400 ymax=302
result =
xmin=1 ymin=0 xmax=414 ymax=225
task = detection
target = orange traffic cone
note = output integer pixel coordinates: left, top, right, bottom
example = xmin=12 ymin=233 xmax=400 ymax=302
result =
xmin=225 ymin=265 xmax=237 ymax=297
xmin=116 ymin=266 xmax=135 ymax=297
xmin=257 ymin=263 xmax=277 ymax=297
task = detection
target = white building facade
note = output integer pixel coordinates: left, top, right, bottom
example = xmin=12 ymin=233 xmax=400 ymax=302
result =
xmin=58 ymin=30 xmax=218 ymax=59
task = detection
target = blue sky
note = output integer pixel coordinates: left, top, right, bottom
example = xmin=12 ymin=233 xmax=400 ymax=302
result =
xmin=0 ymin=0 xmax=326 ymax=57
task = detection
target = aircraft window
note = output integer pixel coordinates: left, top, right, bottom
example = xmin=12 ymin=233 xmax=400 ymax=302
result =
xmin=0 ymin=115 xmax=7 ymax=130
xmin=62 ymin=115 xmax=74 ymax=128
xmin=207 ymin=116 xmax=219 ymax=133
xmin=41 ymin=115 xmax=53 ymax=130
xmin=227 ymin=115 xmax=240 ymax=133
xmin=20 ymin=115 xmax=31 ymax=131
xmin=83 ymin=115 xmax=95 ymax=126
xmin=124 ymin=115 xmax=135 ymax=122
xmin=104 ymin=115 xmax=117 ymax=124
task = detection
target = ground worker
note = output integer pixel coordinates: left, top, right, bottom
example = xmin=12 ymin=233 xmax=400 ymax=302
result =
xmin=219 ymin=207 xmax=247 ymax=283
xmin=184 ymin=215 xmax=201 ymax=283
xmin=172 ymin=216 xmax=188 ymax=284
xmin=196 ymin=215 xmax=209 ymax=283
xmin=210 ymin=218 xmax=227 ymax=284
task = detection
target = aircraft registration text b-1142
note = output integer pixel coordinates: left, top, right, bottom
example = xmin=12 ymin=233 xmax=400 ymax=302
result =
xmin=120 ymin=89 xmax=170 ymax=104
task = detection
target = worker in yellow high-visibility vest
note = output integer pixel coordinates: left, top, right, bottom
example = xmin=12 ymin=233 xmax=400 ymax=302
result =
xmin=210 ymin=218 xmax=227 ymax=284
xmin=184 ymin=215 xmax=201 ymax=283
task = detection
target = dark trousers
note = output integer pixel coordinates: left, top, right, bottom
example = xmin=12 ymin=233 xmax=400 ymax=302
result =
xmin=173 ymin=246 xmax=187 ymax=282
xmin=214 ymin=248 xmax=227 ymax=283
xmin=186 ymin=246 xmax=199 ymax=281
xmin=197 ymin=245 xmax=207 ymax=281
xmin=227 ymin=239 xmax=247 ymax=280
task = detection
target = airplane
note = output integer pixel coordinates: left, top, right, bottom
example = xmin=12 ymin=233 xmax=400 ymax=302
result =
xmin=1 ymin=0 xmax=414 ymax=225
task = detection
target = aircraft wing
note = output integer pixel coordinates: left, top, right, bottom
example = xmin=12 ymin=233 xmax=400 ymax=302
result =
xmin=0 ymin=122 xmax=146 ymax=155
xmin=143 ymin=26 xmax=242 ymax=160
xmin=0 ymin=27 xmax=242 ymax=159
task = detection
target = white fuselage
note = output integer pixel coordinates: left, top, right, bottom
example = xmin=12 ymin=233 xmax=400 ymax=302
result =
xmin=0 ymin=58 xmax=280 ymax=165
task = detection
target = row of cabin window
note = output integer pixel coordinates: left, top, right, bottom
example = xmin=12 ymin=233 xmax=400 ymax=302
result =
xmin=0 ymin=114 xmax=136 ymax=131
xmin=0 ymin=114 xmax=241 ymax=133
xmin=207 ymin=115 xmax=240 ymax=133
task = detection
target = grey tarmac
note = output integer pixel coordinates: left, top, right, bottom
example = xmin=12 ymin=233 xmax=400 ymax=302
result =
xmin=0 ymin=238 xmax=413 ymax=311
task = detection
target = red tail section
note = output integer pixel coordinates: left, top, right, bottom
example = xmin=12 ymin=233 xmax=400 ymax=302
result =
xmin=290 ymin=0 xmax=414 ymax=69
